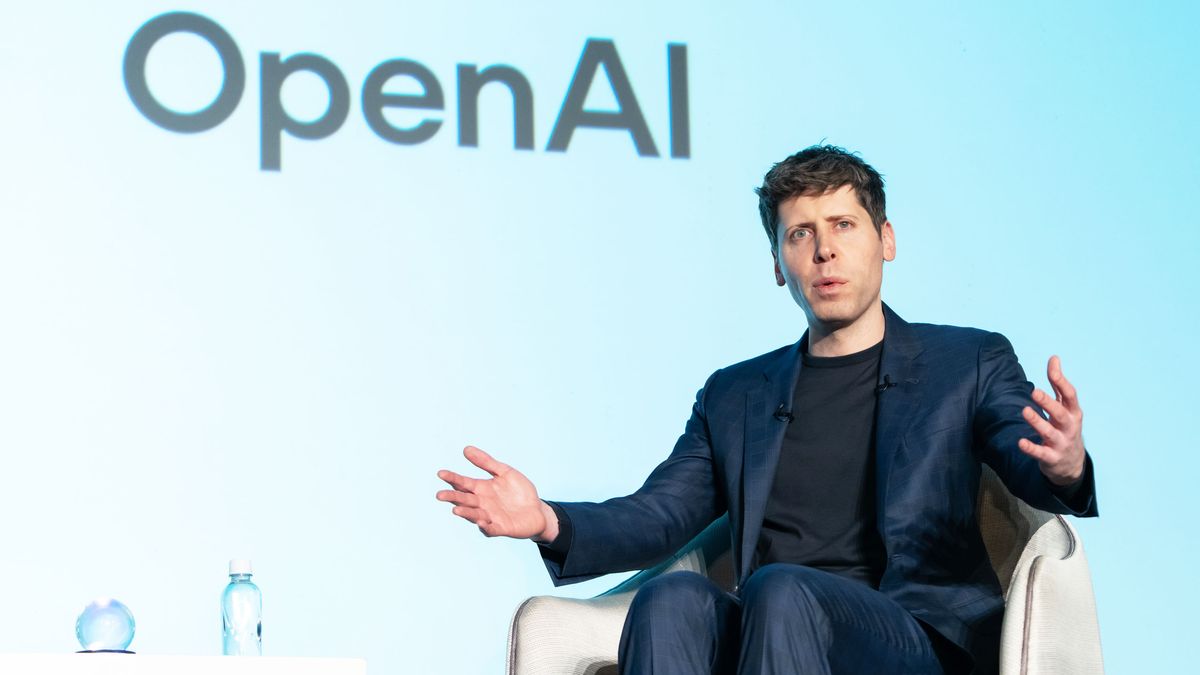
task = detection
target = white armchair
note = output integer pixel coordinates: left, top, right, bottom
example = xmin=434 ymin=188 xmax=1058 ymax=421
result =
xmin=506 ymin=466 xmax=1103 ymax=675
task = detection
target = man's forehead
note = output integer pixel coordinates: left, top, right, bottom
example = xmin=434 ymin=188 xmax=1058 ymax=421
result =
xmin=778 ymin=184 xmax=866 ymax=219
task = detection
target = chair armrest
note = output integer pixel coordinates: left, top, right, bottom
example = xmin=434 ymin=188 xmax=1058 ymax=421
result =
xmin=999 ymin=516 xmax=1104 ymax=675
xmin=506 ymin=554 xmax=711 ymax=675
xmin=507 ymin=516 xmax=731 ymax=675
xmin=506 ymin=592 xmax=633 ymax=675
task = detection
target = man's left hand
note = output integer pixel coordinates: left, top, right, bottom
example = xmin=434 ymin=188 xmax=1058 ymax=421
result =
xmin=1017 ymin=355 xmax=1086 ymax=486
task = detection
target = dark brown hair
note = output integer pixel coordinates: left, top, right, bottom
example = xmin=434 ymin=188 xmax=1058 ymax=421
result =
xmin=755 ymin=145 xmax=887 ymax=251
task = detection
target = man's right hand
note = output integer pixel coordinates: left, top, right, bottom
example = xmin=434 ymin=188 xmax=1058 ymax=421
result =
xmin=436 ymin=446 xmax=560 ymax=542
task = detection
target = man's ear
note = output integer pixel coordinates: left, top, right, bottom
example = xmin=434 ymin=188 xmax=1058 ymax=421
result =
xmin=773 ymin=251 xmax=786 ymax=286
xmin=881 ymin=220 xmax=897 ymax=262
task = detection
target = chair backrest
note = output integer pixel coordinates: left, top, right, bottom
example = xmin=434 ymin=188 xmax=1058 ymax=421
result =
xmin=602 ymin=465 xmax=1064 ymax=598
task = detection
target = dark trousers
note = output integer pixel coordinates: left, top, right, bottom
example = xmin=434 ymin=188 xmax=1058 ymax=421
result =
xmin=618 ymin=564 xmax=946 ymax=675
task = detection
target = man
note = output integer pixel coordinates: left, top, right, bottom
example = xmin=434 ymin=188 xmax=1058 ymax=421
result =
xmin=436 ymin=145 xmax=1097 ymax=674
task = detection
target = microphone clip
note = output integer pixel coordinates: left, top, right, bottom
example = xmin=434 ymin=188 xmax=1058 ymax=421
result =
xmin=875 ymin=374 xmax=897 ymax=395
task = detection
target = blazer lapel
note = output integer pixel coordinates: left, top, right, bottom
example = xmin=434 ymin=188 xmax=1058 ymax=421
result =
xmin=738 ymin=338 xmax=803 ymax=584
xmin=874 ymin=304 xmax=926 ymax=519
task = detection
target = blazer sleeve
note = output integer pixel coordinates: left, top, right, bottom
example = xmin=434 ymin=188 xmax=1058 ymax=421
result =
xmin=974 ymin=331 xmax=1098 ymax=517
xmin=538 ymin=370 xmax=726 ymax=586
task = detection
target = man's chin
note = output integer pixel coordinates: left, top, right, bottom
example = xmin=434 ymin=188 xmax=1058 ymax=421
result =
xmin=805 ymin=300 xmax=861 ymax=329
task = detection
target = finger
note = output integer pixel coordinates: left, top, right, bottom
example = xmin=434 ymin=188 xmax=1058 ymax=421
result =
xmin=1047 ymin=355 xmax=1082 ymax=414
xmin=1031 ymin=388 xmax=1073 ymax=432
xmin=1018 ymin=437 xmax=1053 ymax=463
xmin=436 ymin=490 xmax=480 ymax=508
xmin=464 ymin=445 xmax=510 ymax=477
xmin=1021 ymin=406 xmax=1062 ymax=446
xmin=451 ymin=505 xmax=490 ymax=525
xmin=437 ymin=470 xmax=477 ymax=493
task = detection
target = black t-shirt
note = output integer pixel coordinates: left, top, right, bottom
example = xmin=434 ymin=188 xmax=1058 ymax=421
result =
xmin=752 ymin=339 xmax=887 ymax=587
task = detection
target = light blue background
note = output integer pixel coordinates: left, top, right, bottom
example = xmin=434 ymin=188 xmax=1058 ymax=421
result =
xmin=0 ymin=1 xmax=1195 ymax=672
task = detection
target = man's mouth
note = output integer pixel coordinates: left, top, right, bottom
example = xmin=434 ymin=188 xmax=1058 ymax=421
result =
xmin=812 ymin=277 xmax=847 ymax=296
xmin=813 ymin=277 xmax=847 ymax=288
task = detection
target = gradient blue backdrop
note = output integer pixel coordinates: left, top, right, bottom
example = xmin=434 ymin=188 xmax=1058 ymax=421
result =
xmin=0 ymin=1 xmax=1195 ymax=672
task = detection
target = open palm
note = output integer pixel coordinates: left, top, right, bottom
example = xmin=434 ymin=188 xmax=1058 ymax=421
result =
xmin=436 ymin=446 xmax=550 ymax=539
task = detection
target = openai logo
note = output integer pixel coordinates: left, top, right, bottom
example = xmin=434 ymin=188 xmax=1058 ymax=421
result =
xmin=123 ymin=12 xmax=691 ymax=171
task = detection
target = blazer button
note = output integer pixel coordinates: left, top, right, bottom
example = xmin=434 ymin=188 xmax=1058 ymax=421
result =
xmin=733 ymin=584 xmax=740 ymax=593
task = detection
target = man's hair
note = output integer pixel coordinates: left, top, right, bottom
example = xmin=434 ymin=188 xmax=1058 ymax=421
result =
xmin=755 ymin=144 xmax=887 ymax=251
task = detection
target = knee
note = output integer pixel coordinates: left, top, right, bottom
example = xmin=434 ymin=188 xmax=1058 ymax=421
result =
xmin=741 ymin=563 xmax=825 ymax=619
xmin=628 ymin=571 xmax=721 ymax=620
xmin=621 ymin=571 xmax=736 ymax=671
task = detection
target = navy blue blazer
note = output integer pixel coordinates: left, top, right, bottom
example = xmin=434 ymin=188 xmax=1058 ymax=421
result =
xmin=543 ymin=305 xmax=1098 ymax=670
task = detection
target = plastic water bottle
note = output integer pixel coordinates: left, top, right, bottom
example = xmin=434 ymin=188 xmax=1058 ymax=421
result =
xmin=221 ymin=559 xmax=262 ymax=656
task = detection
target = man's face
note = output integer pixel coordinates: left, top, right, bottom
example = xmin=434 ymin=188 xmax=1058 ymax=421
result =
xmin=773 ymin=184 xmax=896 ymax=330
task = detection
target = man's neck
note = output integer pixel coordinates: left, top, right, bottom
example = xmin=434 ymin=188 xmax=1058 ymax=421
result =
xmin=806 ymin=302 xmax=886 ymax=357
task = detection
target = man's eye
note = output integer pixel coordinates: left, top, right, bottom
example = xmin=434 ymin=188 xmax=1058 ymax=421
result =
xmin=837 ymin=220 xmax=852 ymax=229
xmin=790 ymin=229 xmax=809 ymax=239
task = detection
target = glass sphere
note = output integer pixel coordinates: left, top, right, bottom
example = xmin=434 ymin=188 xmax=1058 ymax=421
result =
xmin=76 ymin=598 xmax=135 ymax=652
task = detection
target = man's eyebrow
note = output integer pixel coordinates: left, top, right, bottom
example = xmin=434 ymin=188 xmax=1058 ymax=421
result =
xmin=785 ymin=214 xmax=859 ymax=227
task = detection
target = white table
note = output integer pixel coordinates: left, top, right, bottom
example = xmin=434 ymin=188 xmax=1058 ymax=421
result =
xmin=0 ymin=654 xmax=366 ymax=674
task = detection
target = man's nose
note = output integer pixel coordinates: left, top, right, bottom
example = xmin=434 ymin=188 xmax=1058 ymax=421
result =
xmin=813 ymin=235 xmax=837 ymax=263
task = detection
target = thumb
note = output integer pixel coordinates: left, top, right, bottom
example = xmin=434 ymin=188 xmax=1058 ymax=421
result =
xmin=464 ymin=445 xmax=509 ymax=477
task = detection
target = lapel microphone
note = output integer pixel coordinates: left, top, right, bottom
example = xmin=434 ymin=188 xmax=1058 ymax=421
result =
xmin=875 ymin=374 xmax=897 ymax=395
xmin=773 ymin=404 xmax=794 ymax=423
